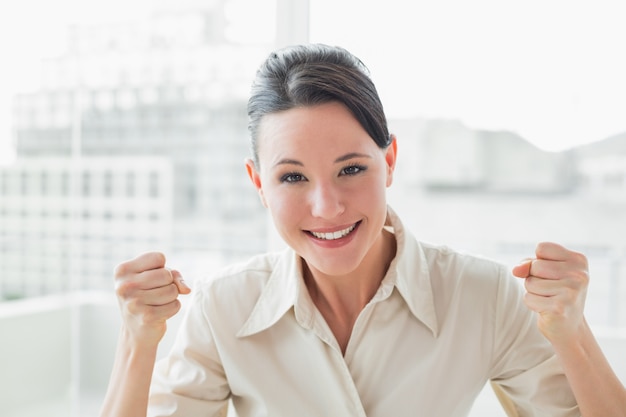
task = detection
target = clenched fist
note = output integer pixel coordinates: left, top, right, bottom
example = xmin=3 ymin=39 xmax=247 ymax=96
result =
xmin=114 ymin=252 xmax=191 ymax=346
xmin=512 ymin=242 xmax=589 ymax=345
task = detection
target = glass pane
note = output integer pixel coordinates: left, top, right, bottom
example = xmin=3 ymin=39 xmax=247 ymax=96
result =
xmin=0 ymin=1 xmax=277 ymax=416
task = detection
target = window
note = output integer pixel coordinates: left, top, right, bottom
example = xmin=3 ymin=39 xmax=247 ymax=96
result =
xmin=0 ymin=0 xmax=275 ymax=410
xmin=61 ymin=171 xmax=70 ymax=195
xmin=40 ymin=171 xmax=48 ymax=195
xmin=0 ymin=171 xmax=6 ymax=194
xmin=82 ymin=171 xmax=91 ymax=196
xmin=125 ymin=171 xmax=135 ymax=197
xmin=149 ymin=171 xmax=159 ymax=198
xmin=20 ymin=171 xmax=28 ymax=194
xmin=1 ymin=2 xmax=624 ymax=417
xmin=103 ymin=170 xmax=113 ymax=197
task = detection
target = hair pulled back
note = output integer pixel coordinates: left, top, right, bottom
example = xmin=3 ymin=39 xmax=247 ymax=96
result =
xmin=247 ymin=44 xmax=391 ymax=165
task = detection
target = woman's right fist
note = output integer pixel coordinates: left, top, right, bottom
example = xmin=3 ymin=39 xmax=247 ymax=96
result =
xmin=113 ymin=252 xmax=191 ymax=346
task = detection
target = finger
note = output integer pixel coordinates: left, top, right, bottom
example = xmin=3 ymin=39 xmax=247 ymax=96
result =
xmin=522 ymin=290 xmax=575 ymax=315
xmin=524 ymin=275 xmax=562 ymax=297
xmin=141 ymin=283 xmax=180 ymax=306
xmin=141 ymin=299 xmax=183 ymax=323
xmin=134 ymin=271 xmax=191 ymax=305
xmin=116 ymin=268 xmax=173 ymax=300
xmin=115 ymin=252 xmax=166 ymax=276
xmin=527 ymin=259 xmax=567 ymax=280
xmin=522 ymin=291 xmax=553 ymax=314
xmin=535 ymin=242 xmax=588 ymax=267
xmin=528 ymin=259 xmax=589 ymax=287
xmin=523 ymin=289 xmax=582 ymax=316
xmin=171 ymin=269 xmax=191 ymax=294
xmin=512 ymin=259 xmax=533 ymax=278
xmin=136 ymin=268 xmax=176 ymax=290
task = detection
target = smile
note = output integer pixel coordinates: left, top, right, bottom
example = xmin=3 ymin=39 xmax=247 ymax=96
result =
xmin=309 ymin=222 xmax=358 ymax=240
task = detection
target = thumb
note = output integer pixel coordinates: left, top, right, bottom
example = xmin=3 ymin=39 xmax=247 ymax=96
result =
xmin=171 ymin=269 xmax=192 ymax=294
xmin=512 ymin=259 xmax=533 ymax=278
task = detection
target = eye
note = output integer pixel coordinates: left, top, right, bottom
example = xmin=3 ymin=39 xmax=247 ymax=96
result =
xmin=280 ymin=172 xmax=307 ymax=183
xmin=341 ymin=164 xmax=367 ymax=176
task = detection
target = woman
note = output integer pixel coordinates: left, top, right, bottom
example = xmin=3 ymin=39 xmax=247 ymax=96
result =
xmin=100 ymin=44 xmax=625 ymax=416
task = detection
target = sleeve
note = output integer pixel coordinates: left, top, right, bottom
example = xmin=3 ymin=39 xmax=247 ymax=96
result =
xmin=148 ymin=287 xmax=231 ymax=417
xmin=488 ymin=265 xmax=580 ymax=417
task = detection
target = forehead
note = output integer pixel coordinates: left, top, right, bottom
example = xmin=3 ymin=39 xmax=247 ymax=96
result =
xmin=256 ymin=102 xmax=374 ymax=158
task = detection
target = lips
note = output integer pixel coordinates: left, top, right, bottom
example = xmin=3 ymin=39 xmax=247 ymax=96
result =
xmin=308 ymin=222 xmax=359 ymax=240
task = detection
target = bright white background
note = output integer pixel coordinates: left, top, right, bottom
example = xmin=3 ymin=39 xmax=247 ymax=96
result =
xmin=2 ymin=0 xmax=626 ymax=162
xmin=0 ymin=0 xmax=151 ymax=163
xmin=0 ymin=0 xmax=275 ymax=164
xmin=3 ymin=0 xmax=626 ymax=163
xmin=310 ymin=0 xmax=626 ymax=151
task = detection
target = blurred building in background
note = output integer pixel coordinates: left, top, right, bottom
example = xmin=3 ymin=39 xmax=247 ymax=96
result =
xmin=412 ymin=118 xmax=577 ymax=193
xmin=389 ymin=118 xmax=626 ymax=328
xmin=575 ymin=133 xmax=626 ymax=201
xmin=3 ymin=3 xmax=269 ymax=298
xmin=0 ymin=157 xmax=173 ymax=298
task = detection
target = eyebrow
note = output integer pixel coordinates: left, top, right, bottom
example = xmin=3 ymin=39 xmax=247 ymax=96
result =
xmin=273 ymin=158 xmax=303 ymax=167
xmin=334 ymin=152 xmax=372 ymax=163
xmin=273 ymin=152 xmax=372 ymax=168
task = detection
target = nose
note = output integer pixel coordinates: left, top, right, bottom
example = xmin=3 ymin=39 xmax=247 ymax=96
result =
xmin=309 ymin=181 xmax=345 ymax=219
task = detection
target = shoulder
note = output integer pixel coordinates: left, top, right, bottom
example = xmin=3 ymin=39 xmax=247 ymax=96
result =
xmin=194 ymin=250 xmax=284 ymax=298
xmin=414 ymin=241 xmax=523 ymax=311
xmin=185 ymin=248 xmax=297 ymax=333
xmin=389 ymin=208 xmax=507 ymax=284
xmin=419 ymin=241 xmax=508 ymax=282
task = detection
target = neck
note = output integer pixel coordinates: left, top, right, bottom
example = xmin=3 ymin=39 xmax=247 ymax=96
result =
xmin=303 ymin=228 xmax=396 ymax=333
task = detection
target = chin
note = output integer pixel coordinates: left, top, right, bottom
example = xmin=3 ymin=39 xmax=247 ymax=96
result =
xmin=307 ymin=255 xmax=364 ymax=278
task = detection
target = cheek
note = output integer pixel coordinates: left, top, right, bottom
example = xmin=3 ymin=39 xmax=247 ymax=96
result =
xmin=265 ymin=189 xmax=301 ymax=226
xmin=354 ymin=176 xmax=388 ymax=204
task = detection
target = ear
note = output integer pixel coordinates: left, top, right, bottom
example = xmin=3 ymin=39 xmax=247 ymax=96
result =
xmin=384 ymin=134 xmax=398 ymax=187
xmin=245 ymin=158 xmax=268 ymax=208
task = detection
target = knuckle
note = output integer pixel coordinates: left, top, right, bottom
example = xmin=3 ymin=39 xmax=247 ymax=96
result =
xmin=523 ymin=277 xmax=533 ymax=292
xmin=113 ymin=261 xmax=131 ymax=278
xmin=578 ymin=270 xmax=589 ymax=287
xmin=143 ymin=301 xmax=180 ymax=324
xmin=564 ymin=287 xmax=577 ymax=302
xmin=141 ymin=307 xmax=158 ymax=324
xmin=114 ymin=252 xmax=167 ymax=278
xmin=170 ymin=299 xmax=182 ymax=316
xmin=567 ymin=287 xmax=586 ymax=306
xmin=535 ymin=241 xmax=555 ymax=257
xmin=142 ymin=251 xmax=166 ymax=269
xmin=523 ymin=291 xmax=533 ymax=306
xmin=166 ymin=283 xmax=179 ymax=298
xmin=162 ymin=267 xmax=174 ymax=282
xmin=535 ymin=241 xmax=549 ymax=253
xmin=126 ymin=297 xmax=142 ymax=314
xmin=115 ymin=279 xmax=137 ymax=299
xmin=554 ymin=303 xmax=566 ymax=316
xmin=569 ymin=270 xmax=589 ymax=289
xmin=572 ymin=251 xmax=588 ymax=268
xmin=148 ymin=269 xmax=171 ymax=289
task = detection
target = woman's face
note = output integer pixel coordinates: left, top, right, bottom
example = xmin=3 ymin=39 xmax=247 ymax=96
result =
xmin=246 ymin=101 xmax=397 ymax=278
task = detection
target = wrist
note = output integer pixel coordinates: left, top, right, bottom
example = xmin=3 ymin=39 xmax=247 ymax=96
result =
xmin=547 ymin=317 xmax=591 ymax=359
xmin=118 ymin=325 xmax=162 ymax=358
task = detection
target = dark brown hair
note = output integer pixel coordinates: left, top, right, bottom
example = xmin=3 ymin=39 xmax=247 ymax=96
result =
xmin=247 ymin=44 xmax=391 ymax=166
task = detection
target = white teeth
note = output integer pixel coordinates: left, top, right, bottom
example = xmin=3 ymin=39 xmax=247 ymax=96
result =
xmin=311 ymin=223 xmax=357 ymax=240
